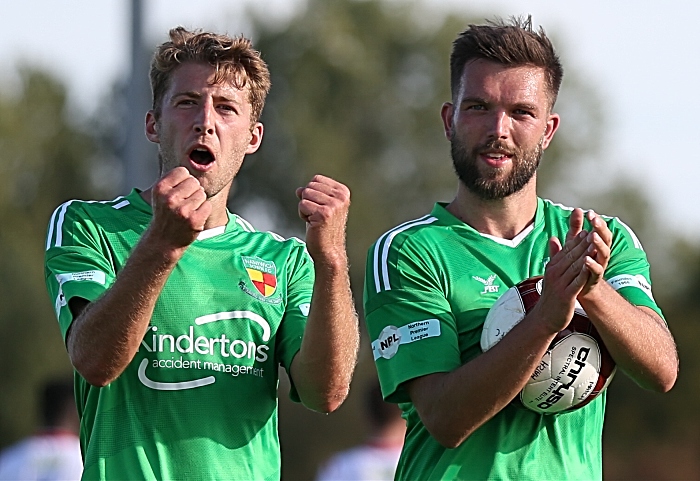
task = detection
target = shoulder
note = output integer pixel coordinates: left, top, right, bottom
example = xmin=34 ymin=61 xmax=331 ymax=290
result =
xmin=366 ymin=214 xmax=445 ymax=295
xmin=541 ymin=199 xmax=644 ymax=249
xmin=232 ymin=214 xmax=309 ymax=256
xmin=49 ymin=196 xmax=120 ymax=223
xmin=46 ymin=195 xmax=136 ymax=249
xmin=369 ymin=214 xmax=442 ymax=258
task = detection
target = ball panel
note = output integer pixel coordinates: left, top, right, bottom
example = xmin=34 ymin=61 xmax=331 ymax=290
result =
xmin=480 ymin=286 xmax=526 ymax=351
xmin=481 ymin=275 xmax=617 ymax=414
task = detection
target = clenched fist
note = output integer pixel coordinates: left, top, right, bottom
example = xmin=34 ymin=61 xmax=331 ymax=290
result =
xmin=149 ymin=167 xmax=213 ymax=250
xmin=296 ymin=174 xmax=351 ymax=265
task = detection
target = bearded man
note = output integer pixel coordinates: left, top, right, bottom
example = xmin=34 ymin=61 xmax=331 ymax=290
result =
xmin=363 ymin=17 xmax=678 ymax=481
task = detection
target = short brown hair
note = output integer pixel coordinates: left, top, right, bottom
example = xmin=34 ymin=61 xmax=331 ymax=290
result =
xmin=450 ymin=16 xmax=563 ymax=108
xmin=150 ymin=27 xmax=271 ymax=123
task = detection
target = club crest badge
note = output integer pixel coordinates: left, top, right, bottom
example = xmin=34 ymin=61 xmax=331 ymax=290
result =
xmin=242 ymin=256 xmax=277 ymax=297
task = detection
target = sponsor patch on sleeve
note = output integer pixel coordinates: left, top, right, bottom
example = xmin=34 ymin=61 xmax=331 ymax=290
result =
xmin=56 ymin=270 xmax=107 ymax=285
xmin=371 ymin=319 xmax=441 ymax=360
xmin=54 ymin=270 xmax=107 ymax=315
xmin=607 ymin=274 xmax=655 ymax=301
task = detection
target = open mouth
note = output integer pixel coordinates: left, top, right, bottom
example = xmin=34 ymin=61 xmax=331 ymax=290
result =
xmin=482 ymin=150 xmax=513 ymax=160
xmin=190 ymin=147 xmax=215 ymax=165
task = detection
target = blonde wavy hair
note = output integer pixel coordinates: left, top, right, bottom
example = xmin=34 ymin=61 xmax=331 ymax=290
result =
xmin=150 ymin=27 xmax=271 ymax=123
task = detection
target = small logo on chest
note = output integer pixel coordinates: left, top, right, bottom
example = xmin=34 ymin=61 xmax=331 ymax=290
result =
xmin=242 ymin=256 xmax=277 ymax=297
xmin=239 ymin=256 xmax=282 ymax=304
xmin=472 ymin=274 xmax=500 ymax=295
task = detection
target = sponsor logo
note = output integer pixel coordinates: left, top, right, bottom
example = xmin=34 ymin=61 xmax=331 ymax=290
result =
xmin=137 ymin=311 xmax=270 ymax=391
xmin=472 ymin=274 xmax=500 ymax=295
xmin=608 ymin=274 xmax=655 ymax=301
xmin=371 ymin=320 xmax=441 ymax=360
xmin=376 ymin=326 xmax=401 ymax=360
xmin=54 ymin=270 xmax=106 ymax=315
xmin=299 ymin=303 xmax=310 ymax=316
xmin=536 ymin=346 xmax=591 ymax=410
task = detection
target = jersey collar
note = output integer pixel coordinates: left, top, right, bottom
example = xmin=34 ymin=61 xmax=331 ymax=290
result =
xmin=431 ymin=198 xmax=545 ymax=248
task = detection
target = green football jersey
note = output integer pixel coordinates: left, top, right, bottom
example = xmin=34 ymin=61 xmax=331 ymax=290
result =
xmin=45 ymin=189 xmax=313 ymax=481
xmin=364 ymin=200 xmax=662 ymax=481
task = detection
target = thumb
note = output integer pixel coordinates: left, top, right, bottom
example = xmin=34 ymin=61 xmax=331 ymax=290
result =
xmin=549 ymin=236 xmax=563 ymax=257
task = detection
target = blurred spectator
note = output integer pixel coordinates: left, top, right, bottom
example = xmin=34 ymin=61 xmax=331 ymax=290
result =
xmin=0 ymin=378 xmax=82 ymax=480
xmin=316 ymin=380 xmax=405 ymax=481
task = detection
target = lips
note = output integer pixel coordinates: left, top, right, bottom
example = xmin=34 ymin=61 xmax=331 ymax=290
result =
xmin=190 ymin=147 xmax=214 ymax=165
xmin=188 ymin=146 xmax=216 ymax=171
xmin=480 ymin=150 xmax=513 ymax=168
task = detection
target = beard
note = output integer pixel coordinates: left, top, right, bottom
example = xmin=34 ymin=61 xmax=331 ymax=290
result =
xmin=451 ymin=136 xmax=544 ymax=200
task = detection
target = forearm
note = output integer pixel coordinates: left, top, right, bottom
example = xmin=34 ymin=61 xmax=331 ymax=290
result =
xmin=408 ymin=314 xmax=557 ymax=447
xmin=292 ymin=256 xmax=359 ymax=413
xmin=68 ymin=232 xmax=186 ymax=386
xmin=578 ymin=282 xmax=678 ymax=392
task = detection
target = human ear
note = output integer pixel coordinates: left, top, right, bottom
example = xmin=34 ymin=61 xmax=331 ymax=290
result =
xmin=440 ymin=102 xmax=455 ymax=140
xmin=245 ymin=122 xmax=264 ymax=154
xmin=145 ymin=110 xmax=160 ymax=143
xmin=541 ymin=112 xmax=560 ymax=149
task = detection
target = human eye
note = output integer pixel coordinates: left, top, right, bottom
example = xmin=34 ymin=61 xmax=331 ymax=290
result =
xmin=217 ymin=103 xmax=238 ymax=114
xmin=464 ymin=103 xmax=486 ymax=111
xmin=175 ymin=98 xmax=196 ymax=107
xmin=513 ymin=107 xmax=536 ymax=118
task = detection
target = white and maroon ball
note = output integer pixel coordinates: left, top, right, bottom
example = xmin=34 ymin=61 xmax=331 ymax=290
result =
xmin=480 ymin=276 xmax=616 ymax=414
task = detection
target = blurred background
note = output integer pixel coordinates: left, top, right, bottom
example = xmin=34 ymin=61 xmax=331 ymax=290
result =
xmin=1 ymin=0 xmax=698 ymax=479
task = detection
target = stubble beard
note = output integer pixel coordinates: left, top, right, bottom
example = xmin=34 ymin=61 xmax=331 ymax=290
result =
xmin=450 ymin=136 xmax=544 ymax=201
xmin=157 ymin=148 xmax=246 ymax=201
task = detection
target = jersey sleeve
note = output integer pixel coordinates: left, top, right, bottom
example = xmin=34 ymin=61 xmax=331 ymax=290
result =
xmin=44 ymin=201 xmax=116 ymax=342
xmin=276 ymin=239 xmax=314 ymax=401
xmin=364 ymin=235 xmax=461 ymax=404
xmin=604 ymin=217 xmax=664 ymax=318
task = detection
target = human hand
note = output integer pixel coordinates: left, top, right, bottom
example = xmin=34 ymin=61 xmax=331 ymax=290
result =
xmin=533 ymin=217 xmax=592 ymax=334
xmin=296 ymin=175 xmax=350 ymax=265
xmin=148 ymin=167 xmax=212 ymax=250
xmin=579 ymin=209 xmax=612 ymax=298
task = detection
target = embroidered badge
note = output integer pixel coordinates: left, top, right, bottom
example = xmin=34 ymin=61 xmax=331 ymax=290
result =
xmin=239 ymin=256 xmax=282 ymax=304
xmin=242 ymin=256 xmax=277 ymax=297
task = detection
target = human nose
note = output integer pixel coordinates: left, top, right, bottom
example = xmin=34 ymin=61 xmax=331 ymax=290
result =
xmin=486 ymin=111 xmax=510 ymax=140
xmin=193 ymin=101 xmax=215 ymax=135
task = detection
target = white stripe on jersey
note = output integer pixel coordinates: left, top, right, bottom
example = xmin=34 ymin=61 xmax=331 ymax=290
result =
xmin=46 ymin=196 xmax=126 ymax=250
xmin=543 ymin=199 xmax=644 ymax=250
xmin=52 ymin=200 xmax=77 ymax=250
xmin=268 ymin=231 xmax=285 ymax=242
xmin=235 ymin=216 xmax=255 ymax=232
xmin=373 ymin=215 xmax=438 ymax=293
xmin=45 ymin=203 xmax=62 ymax=251
xmin=613 ymin=218 xmax=643 ymax=250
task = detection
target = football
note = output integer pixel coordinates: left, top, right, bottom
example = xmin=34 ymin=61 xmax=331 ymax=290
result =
xmin=480 ymin=276 xmax=616 ymax=414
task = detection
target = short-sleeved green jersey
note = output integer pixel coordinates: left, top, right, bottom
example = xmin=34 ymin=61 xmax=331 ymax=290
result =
xmin=45 ymin=190 xmax=313 ymax=481
xmin=364 ymin=200 xmax=662 ymax=481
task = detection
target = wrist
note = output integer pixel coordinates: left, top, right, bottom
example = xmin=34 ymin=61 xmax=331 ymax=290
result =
xmin=138 ymin=229 xmax=189 ymax=266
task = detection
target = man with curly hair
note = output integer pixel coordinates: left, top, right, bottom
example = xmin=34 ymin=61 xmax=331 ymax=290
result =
xmin=45 ymin=27 xmax=359 ymax=480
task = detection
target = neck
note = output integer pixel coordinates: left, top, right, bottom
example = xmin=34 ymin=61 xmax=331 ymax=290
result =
xmin=446 ymin=181 xmax=538 ymax=240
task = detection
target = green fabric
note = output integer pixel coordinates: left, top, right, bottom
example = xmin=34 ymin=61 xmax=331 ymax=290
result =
xmin=364 ymin=200 xmax=662 ymax=481
xmin=45 ymin=189 xmax=313 ymax=481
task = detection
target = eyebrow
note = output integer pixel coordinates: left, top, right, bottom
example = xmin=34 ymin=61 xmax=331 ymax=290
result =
xmin=460 ymin=96 xmax=488 ymax=106
xmin=460 ymin=97 xmax=539 ymax=112
xmin=172 ymin=91 xmax=243 ymax=105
